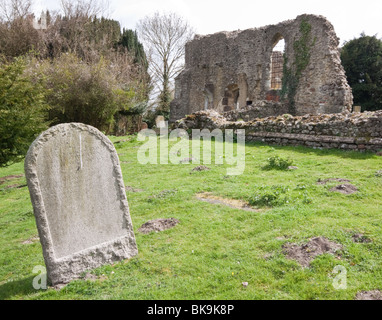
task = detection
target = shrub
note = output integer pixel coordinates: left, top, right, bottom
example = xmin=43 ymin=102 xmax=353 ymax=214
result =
xmin=39 ymin=53 xmax=123 ymax=132
xmin=37 ymin=53 xmax=149 ymax=133
xmin=0 ymin=56 xmax=49 ymax=167
xmin=263 ymin=155 xmax=294 ymax=170
xmin=248 ymin=185 xmax=290 ymax=207
xmin=248 ymin=185 xmax=313 ymax=207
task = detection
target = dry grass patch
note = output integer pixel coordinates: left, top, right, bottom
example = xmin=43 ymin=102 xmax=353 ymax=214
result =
xmin=195 ymin=192 xmax=262 ymax=212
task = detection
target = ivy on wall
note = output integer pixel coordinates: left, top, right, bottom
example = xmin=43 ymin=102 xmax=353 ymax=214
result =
xmin=281 ymin=17 xmax=316 ymax=114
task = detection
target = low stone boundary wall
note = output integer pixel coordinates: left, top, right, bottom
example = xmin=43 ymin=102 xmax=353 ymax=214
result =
xmin=246 ymin=131 xmax=382 ymax=151
xmin=174 ymin=110 xmax=382 ymax=152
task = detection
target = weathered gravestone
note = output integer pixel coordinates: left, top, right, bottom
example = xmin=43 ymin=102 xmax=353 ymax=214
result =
xmin=25 ymin=123 xmax=138 ymax=285
xmin=353 ymin=106 xmax=362 ymax=113
xmin=155 ymin=115 xmax=166 ymax=128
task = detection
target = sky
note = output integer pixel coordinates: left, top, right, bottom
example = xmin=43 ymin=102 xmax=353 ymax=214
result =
xmin=34 ymin=0 xmax=382 ymax=45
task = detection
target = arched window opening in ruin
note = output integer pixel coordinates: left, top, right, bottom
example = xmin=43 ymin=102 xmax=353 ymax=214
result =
xmin=271 ymin=37 xmax=285 ymax=90
xmin=223 ymin=84 xmax=240 ymax=111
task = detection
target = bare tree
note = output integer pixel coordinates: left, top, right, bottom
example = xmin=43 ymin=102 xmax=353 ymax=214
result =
xmin=59 ymin=0 xmax=110 ymax=19
xmin=0 ymin=0 xmax=33 ymax=21
xmin=42 ymin=0 xmax=114 ymax=61
xmin=0 ymin=0 xmax=41 ymax=58
xmin=137 ymin=11 xmax=194 ymax=115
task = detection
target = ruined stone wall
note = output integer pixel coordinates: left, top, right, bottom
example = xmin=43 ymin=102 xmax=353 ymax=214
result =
xmin=174 ymin=110 xmax=382 ymax=152
xmin=223 ymin=101 xmax=289 ymax=122
xmin=170 ymin=14 xmax=353 ymax=122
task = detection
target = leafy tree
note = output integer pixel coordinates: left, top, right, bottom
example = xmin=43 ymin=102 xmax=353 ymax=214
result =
xmin=0 ymin=56 xmax=49 ymax=166
xmin=118 ymin=28 xmax=147 ymax=67
xmin=341 ymin=34 xmax=382 ymax=111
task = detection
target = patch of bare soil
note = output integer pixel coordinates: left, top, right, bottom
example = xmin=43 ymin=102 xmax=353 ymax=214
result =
xmin=195 ymin=192 xmax=261 ymax=212
xmin=0 ymin=174 xmax=24 ymax=185
xmin=352 ymin=233 xmax=372 ymax=243
xmin=22 ymin=236 xmax=39 ymax=245
xmin=4 ymin=184 xmax=27 ymax=189
xmin=191 ymin=165 xmax=210 ymax=172
xmin=330 ymin=184 xmax=358 ymax=194
xmin=138 ymin=218 xmax=180 ymax=234
xmin=81 ymin=272 xmax=108 ymax=282
xmin=355 ymin=290 xmax=382 ymax=300
xmin=125 ymin=185 xmax=144 ymax=193
xmin=179 ymin=157 xmax=197 ymax=164
xmin=114 ymin=138 xmax=131 ymax=144
xmin=282 ymin=236 xmax=343 ymax=267
xmin=316 ymin=178 xmax=351 ymax=185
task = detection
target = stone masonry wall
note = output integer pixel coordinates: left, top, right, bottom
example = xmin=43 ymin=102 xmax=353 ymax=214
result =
xmin=223 ymin=101 xmax=289 ymax=122
xmin=174 ymin=110 xmax=382 ymax=152
xmin=170 ymin=14 xmax=353 ymax=122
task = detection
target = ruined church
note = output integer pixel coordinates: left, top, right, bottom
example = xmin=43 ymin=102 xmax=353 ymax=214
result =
xmin=170 ymin=14 xmax=353 ymax=122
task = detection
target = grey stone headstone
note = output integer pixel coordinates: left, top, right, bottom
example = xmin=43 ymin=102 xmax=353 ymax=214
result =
xmin=353 ymin=106 xmax=361 ymax=113
xmin=155 ymin=115 xmax=167 ymax=128
xmin=25 ymin=123 xmax=138 ymax=285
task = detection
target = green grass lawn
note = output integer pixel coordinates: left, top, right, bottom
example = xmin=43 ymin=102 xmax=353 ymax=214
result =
xmin=0 ymin=135 xmax=381 ymax=300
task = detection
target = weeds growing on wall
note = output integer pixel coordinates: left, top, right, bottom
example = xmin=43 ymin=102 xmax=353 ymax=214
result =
xmin=281 ymin=18 xmax=315 ymax=114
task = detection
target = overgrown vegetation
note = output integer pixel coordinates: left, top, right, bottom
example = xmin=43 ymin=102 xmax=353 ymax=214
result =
xmin=0 ymin=0 xmax=151 ymax=165
xmin=263 ymin=155 xmax=294 ymax=170
xmin=248 ymin=184 xmax=312 ymax=208
xmin=248 ymin=185 xmax=291 ymax=207
xmin=37 ymin=53 xmax=121 ymax=131
xmin=0 ymin=56 xmax=49 ymax=167
xmin=281 ymin=18 xmax=315 ymax=114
